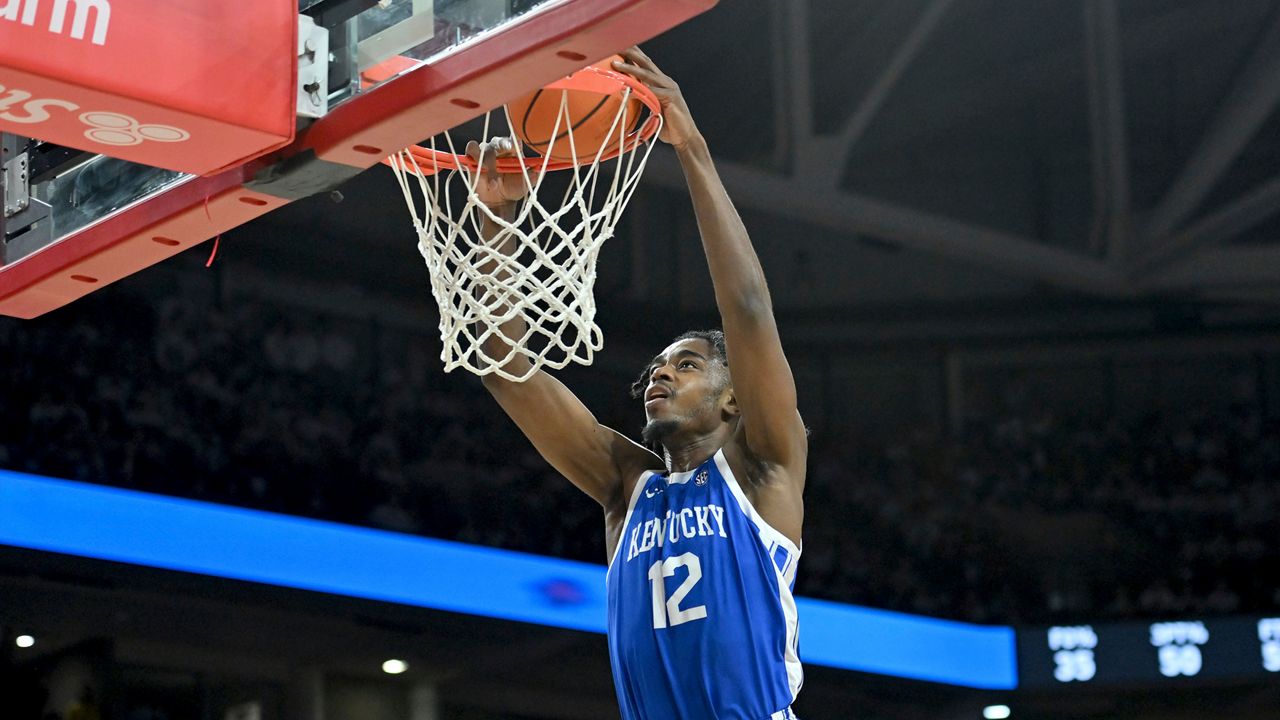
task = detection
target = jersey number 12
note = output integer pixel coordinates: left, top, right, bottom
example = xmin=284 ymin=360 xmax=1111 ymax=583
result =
xmin=648 ymin=552 xmax=708 ymax=628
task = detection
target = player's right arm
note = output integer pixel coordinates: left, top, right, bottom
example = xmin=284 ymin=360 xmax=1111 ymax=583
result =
xmin=467 ymin=139 xmax=660 ymax=510
xmin=483 ymin=364 xmax=657 ymax=509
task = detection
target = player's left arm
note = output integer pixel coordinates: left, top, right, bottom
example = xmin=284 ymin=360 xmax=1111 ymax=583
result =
xmin=615 ymin=48 xmax=808 ymax=475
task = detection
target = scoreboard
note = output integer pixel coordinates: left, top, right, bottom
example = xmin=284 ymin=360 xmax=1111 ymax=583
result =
xmin=1019 ymin=616 xmax=1280 ymax=688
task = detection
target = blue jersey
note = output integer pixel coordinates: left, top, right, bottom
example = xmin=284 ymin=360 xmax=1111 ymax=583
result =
xmin=606 ymin=449 xmax=802 ymax=719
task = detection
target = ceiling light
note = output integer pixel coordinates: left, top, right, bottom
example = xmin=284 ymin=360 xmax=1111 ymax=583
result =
xmin=15 ymin=635 xmax=35 ymax=648
xmin=381 ymin=659 xmax=408 ymax=675
xmin=983 ymin=705 xmax=1011 ymax=720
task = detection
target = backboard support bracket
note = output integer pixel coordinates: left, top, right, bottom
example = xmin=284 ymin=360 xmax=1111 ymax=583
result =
xmin=247 ymin=150 xmax=365 ymax=201
xmin=1 ymin=134 xmax=53 ymax=265
xmin=297 ymin=16 xmax=331 ymax=120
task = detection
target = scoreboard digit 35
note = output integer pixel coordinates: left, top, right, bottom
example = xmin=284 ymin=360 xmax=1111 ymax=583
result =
xmin=1019 ymin=615 xmax=1280 ymax=688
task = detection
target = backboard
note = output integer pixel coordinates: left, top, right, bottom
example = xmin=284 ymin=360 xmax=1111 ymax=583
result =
xmin=0 ymin=0 xmax=717 ymax=318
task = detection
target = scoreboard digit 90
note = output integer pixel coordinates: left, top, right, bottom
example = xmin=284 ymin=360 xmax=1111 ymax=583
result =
xmin=1018 ymin=615 xmax=1280 ymax=688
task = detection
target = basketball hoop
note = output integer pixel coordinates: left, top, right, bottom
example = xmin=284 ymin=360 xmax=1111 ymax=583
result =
xmin=387 ymin=59 xmax=663 ymax=382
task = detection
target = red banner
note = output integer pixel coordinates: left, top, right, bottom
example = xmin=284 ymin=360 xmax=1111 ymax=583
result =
xmin=0 ymin=0 xmax=295 ymax=175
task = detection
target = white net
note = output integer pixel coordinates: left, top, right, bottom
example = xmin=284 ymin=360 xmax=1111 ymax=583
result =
xmin=388 ymin=83 xmax=661 ymax=382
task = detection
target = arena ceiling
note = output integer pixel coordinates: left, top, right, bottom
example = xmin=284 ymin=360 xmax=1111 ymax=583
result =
xmin=239 ymin=0 xmax=1280 ymax=341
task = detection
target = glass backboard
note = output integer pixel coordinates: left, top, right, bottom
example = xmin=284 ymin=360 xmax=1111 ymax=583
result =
xmin=329 ymin=0 xmax=564 ymax=104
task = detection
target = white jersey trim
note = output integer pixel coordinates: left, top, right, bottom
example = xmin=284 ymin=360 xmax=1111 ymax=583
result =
xmin=606 ymin=468 xmax=657 ymax=582
xmin=712 ymin=450 xmax=804 ymax=702
xmin=664 ymin=464 xmax=699 ymax=485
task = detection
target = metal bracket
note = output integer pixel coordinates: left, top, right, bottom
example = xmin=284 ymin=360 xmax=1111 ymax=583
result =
xmin=1 ymin=133 xmax=54 ymax=264
xmin=298 ymin=15 xmax=331 ymax=119
xmin=2 ymin=134 xmax=31 ymax=218
xmin=245 ymin=148 xmax=363 ymax=200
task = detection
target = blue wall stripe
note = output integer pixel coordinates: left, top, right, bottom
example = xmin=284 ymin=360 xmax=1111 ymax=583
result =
xmin=0 ymin=469 xmax=1016 ymax=689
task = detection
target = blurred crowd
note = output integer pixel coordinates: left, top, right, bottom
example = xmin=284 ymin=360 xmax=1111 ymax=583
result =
xmin=802 ymin=406 xmax=1280 ymax=623
xmin=2 ymin=287 xmax=1277 ymax=625
xmin=0 ymin=288 xmax=602 ymax=565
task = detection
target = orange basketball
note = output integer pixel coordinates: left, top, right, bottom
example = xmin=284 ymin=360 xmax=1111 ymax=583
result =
xmin=508 ymin=55 xmax=645 ymax=163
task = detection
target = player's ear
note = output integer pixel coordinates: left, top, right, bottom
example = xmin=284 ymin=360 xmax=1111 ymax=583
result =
xmin=720 ymin=387 xmax=740 ymax=418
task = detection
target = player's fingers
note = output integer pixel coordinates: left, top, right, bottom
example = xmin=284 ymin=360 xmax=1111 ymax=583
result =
xmin=480 ymin=141 xmax=498 ymax=176
xmin=612 ymin=59 xmax=664 ymax=87
xmin=621 ymin=46 xmax=657 ymax=71
xmin=489 ymin=135 xmax=517 ymax=158
xmin=500 ymin=174 xmax=526 ymax=201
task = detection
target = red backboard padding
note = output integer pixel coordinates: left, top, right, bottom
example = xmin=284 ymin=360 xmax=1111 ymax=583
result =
xmin=0 ymin=0 xmax=718 ymax=318
xmin=0 ymin=168 xmax=288 ymax=319
xmin=0 ymin=0 xmax=296 ymax=175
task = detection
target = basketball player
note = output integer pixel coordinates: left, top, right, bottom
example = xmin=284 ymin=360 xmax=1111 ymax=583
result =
xmin=472 ymin=47 xmax=806 ymax=719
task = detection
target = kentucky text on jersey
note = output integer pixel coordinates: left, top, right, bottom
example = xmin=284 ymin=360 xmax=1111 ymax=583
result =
xmin=623 ymin=504 xmax=729 ymax=562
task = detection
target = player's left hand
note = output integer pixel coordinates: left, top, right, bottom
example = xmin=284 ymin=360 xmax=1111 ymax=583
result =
xmin=465 ymin=136 xmax=529 ymax=210
xmin=612 ymin=47 xmax=700 ymax=150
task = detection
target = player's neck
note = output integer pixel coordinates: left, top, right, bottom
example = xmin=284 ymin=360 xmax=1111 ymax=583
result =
xmin=662 ymin=428 xmax=731 ymax=473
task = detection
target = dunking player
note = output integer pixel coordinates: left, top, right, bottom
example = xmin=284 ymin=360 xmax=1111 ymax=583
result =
xmin=473 ymin=48 xmax=806 ymax=719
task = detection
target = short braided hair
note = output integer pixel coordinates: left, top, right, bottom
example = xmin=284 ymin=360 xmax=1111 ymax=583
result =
xmin=630 ymin=329 xmax=728 ymax=399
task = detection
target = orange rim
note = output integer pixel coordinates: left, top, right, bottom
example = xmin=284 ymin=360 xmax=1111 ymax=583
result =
xmin=384 ymin=63 xmax=663 ymax=176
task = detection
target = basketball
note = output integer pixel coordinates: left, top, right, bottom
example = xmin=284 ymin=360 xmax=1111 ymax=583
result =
xmin=507 ymin=55 xmax=645 ymax=163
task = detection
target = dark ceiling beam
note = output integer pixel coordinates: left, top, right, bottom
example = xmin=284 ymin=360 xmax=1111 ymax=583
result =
xmin=831 ymin=0 xmax=957 ymax=169
xmin=1200 ymin=287 xmax=1280 ymax=306
xmin=850 ymin=1 xmax=1270 ymax=157
xmin=1138 ymin=8 xmax=1280 ymax=247
xmin=771 ymin=0 xmax=814 ymax=174
xmin=1142 ymin=245 xmax=1280 ymax=292
xmin=1082 ymin=0 xmax=1132 ymax=263
xmin=775 ymin=0 xmax=954 ymax=187
xmin=782 ymin=305 xmax=1161 ymax=346
xmin=643 ymin=151 xmax=1128 ymax=296
xmin=1133 ymin=174 xmax=1280 ymax=272
xmin=767 ymin=0 xmax=795 ymax=171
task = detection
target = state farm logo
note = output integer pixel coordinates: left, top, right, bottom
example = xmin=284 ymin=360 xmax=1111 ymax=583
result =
xmin=1 ymin=0 xmax=112 ymax=45
xmin=0 ymin=86 xmax=189 ymax=147
xmin=80 ymin=111 xmax=188 ymax=146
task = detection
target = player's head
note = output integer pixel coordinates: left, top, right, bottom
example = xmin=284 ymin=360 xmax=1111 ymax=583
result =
xmin=631 ymin=330 xmax=735 ymax=447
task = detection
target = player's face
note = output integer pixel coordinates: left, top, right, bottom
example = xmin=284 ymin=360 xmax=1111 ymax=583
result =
xmin=640 ymin=338 xmax=726 ymax=429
